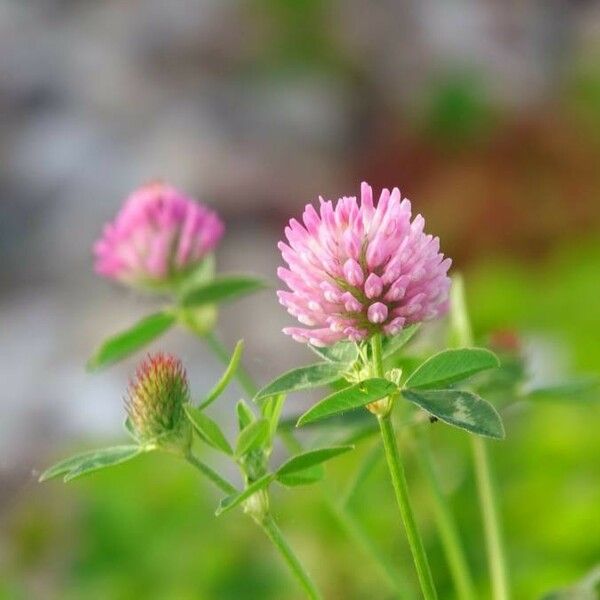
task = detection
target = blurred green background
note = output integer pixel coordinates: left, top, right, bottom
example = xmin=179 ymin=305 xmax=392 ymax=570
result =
xmin=1 ymin=1 xmax=599 ymax=599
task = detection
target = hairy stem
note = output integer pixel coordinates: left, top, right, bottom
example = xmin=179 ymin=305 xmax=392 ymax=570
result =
xmin=372 ymin=333 xmax=438 ymax=600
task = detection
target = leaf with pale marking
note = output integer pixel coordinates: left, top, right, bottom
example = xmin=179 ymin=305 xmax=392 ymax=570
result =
xmin=403 ymin=389 xmax=505 ymax=439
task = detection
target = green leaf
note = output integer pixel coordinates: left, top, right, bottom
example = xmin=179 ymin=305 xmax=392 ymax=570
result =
xmin=261 ymin=394 xmax=286 ymax=440
xmin=236 ymin=399 xmax=255 ymax=430
xmin=309 ymin=341 xmax=358 ymax=364
xmin=180 ymin=275 xmax=267 ymax=308
xmin=255 ymin=363 xmax=348 ymax=402
xmin=40 ymin=445 xmax=143 ymax=482
xmin=199 ymin=340 xmax=244 ymax=410
xmin=87 ymin=311 xmax=176 ymax=370
xmin=526 ymin=376 xmax=599 ymax=402
xmin=236 ymin=418 xmax=270 ymax=456
xmin=402 ymin=389 xmax=505 ymax=439
xmin=277 ymin=465 xmax=324 ymax=487
xmin=297 ymin=378 xmax=398 ymax=426
xmin=276 ymin=445 xmax=354 ymax=478
xmin=215 ymin=473 xmax=274 ymax=516
xmin=185 ymin=405 xmax=233 ymax=455
xmin=382 ymin=324 xmax=421 ymax=358
xmin=404 ymin=348 xmax=500 ymax=390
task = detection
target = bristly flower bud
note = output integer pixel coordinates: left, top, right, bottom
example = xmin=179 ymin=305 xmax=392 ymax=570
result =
xmin=125 ymin=353 xmax=191 ymax=452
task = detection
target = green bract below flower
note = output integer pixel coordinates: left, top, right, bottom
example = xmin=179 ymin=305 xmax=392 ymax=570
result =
xmin=126 ymin=352 xmax=192 ymax=451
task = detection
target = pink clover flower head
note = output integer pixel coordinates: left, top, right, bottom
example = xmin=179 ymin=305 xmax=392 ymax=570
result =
xmin=94 ymin=182 xmax=224 ymax=288
xmin=277 ymin=182 xmax=452 ymax=346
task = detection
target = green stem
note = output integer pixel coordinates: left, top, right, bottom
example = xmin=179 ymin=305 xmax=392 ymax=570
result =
xmin=204 ymin=331 xmax=258 ymax=398
xmin=260 ymin=515 xmax=322 ymax=600
xmin=451 ymin=274 xmax=509 ymax=600
xmin=186 ymin=451 xmax=319 ymax=600
xmin=379 ymin=414 xmax=438 ymax=600
xmin=185 ymin=452 xmax=237 ymax=495
xmin=413 ymin=428 xmax=477 ymax=600
xmin=471 ymin=437 xmax=509 ymax=600
xmin=371 ymin=333 xmax=438 ymax=600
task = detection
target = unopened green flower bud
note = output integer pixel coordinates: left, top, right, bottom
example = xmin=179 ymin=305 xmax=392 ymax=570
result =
xmin=125 ymin=353 xmax=192 ymax=452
